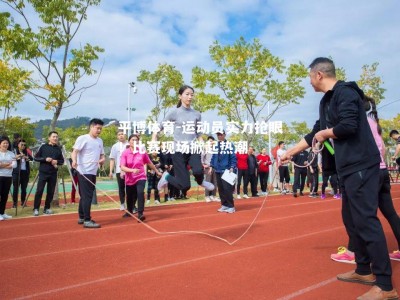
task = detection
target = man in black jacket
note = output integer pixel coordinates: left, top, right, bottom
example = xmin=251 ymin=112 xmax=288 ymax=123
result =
xmin=33 ymin=131 xmax=64 ymax=216
xmin=281 ymin=57 xmax=397 ymax=300
xmin=291 ymin=150 xmax=308 ymax=197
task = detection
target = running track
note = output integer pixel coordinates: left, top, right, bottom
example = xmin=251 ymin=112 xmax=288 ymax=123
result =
xmin=1 ymin=185 xmax=399 ymax=299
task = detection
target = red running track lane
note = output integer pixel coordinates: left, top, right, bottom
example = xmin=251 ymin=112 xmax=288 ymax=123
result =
xmin=0 ymin=185 xmax=399 ymax=299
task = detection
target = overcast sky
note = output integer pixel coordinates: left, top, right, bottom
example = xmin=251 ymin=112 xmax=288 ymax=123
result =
xmin=5 ymin=0 xmax=400 ymax=127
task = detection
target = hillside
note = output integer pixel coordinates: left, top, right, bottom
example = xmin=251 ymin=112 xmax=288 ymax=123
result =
xmin=34 ymin=117 xmax=116 ymax=139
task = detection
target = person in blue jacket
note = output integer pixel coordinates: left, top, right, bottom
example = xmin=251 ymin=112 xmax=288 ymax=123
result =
xmin=209 ymin=130 xmax=237 ymax=213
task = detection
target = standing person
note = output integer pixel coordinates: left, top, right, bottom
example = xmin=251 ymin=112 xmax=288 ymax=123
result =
xmin=307 ymin=149 xmax=319 ymax=198
xmin=291 ymin=149 xmax=308 ymax=197
xmin=256 ymin=148 xmax=272 ymax=196
xmin=246 ymin=146 xmax=258 ymax=197
xmin=33 ymin=131 xmax=64 ymax=216
xmin=12 ymin=139 xmax=33 ymax=207
xmin=331 ymin=96 xmax=400 ymax=264
xmin=210 ymin=130 xmax=237 ymax=213
xmin=71 ymin=119 xmax=105 ymax=229
xmin=121 ymin=134 xmax=162 ymax=221
xmin=235 ymin=149 xmax=249 ymax=198
xmin=319 ymin=146 xmax=340 ymax=199
xmin=277 ymin=141 xmax=290 ymax=194
xmin=109 ymin=130 xmax=129 ymax=210
xmin=280 ymin=57 xmax=397 ymax=299
xmin=153 ymin=85 xmax=214 ymax=193
xmin=0 ymin=136 xmax=16 ymax=221
xmin=201 ymin=135 xmax=219 ymax=202
xmin=146 ymin=151 xmax=162 ymax=205
xmin=389 ymin=130 xmax=400 ymax=168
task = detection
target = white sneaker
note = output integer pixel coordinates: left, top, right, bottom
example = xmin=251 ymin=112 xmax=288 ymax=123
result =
xmin=205 ymin=196 xmax=212 ymax=203
xmin=212 ymin=196 xmax=220 ymax=202
xmin=2 ymin=213 xmax=12 ymax=220
xmin=157 ymin=172 xmax=169 ymax=191
xmin=225 ymin=207 xmax=236 ymax=214
xmin=243 ymin=194 xmax=250 ymax=199
xmin=120 ymin=204 xmax=125 ymax=211
xmin=0 ymin=215 xmax=4 ymax=221
xmin=273 ymin=188 xmax=280 ymax=192
xmin=217 ymin=205 xmax=228 ymax=212
xmin=33 ymin=209 xmax=39 ymax=216
xmin=201 ymin=180 xmax=215 ymax=191
xmin=169 ymin=197 xmax=175 ymax=201
xmin=154 ymin=200 xmax=160 ymax=205
xmin=236 ymin=194 xmax=242 ymax=199
xmin=146 ymin=200 xmax=150 ymax=205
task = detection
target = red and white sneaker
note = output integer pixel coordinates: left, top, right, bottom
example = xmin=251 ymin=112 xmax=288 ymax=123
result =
xmin=330 ymin=246 xmax=355 ymax=264
xmin=389 ymin=250 xmax=400 ymax=261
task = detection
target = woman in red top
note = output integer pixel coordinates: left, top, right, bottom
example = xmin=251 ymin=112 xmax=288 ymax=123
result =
xmin=257 ymin=148 xmax=272 ymax=195
xmin=235 ymin=151 xmax=249 ymax=198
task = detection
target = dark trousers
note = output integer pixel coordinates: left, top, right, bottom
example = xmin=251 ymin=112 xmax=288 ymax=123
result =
xmin=34 ymin=173 xmax=57 ymax=210
xmin=12 ymin=170 xmax=29 ymax=205
xmin=341 ymin=164 xmax=392 ymax=291
xmin=321 ymin=172 xmax=338 ymax=194
xmin=126 ymin=180 xmax=146 ymax=214
xmin=308 ymin=167 xmax=319 ymax=193
xmin=78 ymin=174 xmax=96 ymax=221
xmin=378 ymin=169 xmax=400 ymax=250
xmin=293 ymin=168 xmax=307 ymax=193
xmin=168 ymin=152 xmax=204 ymax=190
xmin=147 ymin=175 xmax=160 ymax=201
xmin=247 ymin=173 xmax=258 ymax=196
xmin=258 ymin=172 xmax=269 ymax=193
xmin=216 ymin=173 xmax=234 ymax=208
xmin=116 ymin=173 xmax=126 ymax=204
xmin=236 ymin=169 xmax=248 ymax=194
xmin=0 ymin=177 xmax=12 ymax=214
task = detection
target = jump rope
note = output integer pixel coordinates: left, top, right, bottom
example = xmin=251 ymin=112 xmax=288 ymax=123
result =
xmin=65 ymin=138 xmax=331 ymax=246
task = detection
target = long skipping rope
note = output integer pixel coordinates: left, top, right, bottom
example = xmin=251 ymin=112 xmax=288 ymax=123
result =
xmin=74 ymin=160 xmax=268 ymax=246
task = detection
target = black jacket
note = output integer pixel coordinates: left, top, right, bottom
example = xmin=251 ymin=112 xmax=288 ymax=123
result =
xmin=304 ymin=81 xmax=380 ymax=177
xmin=292 ymin=150 xmax=309 ymax=169
xmin=12 ymin=149 xmax=33 ymax=175
xmin=34 ymin=143 xmax=64 ymax=175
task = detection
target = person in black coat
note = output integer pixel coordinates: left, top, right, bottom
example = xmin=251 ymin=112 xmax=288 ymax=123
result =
xmin=12 ymin=139 xmax=33 ymax=207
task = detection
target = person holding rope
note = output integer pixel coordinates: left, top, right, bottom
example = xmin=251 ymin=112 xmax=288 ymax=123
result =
xmin=33 ymin=131 xmax=64 ymax=216
xmin=12 ymin=139 xmax=33 ymax=208
xmin=71 ymin=118 xmax=105 ymax=229
xmin=291 ymin=149 xmax=308 ymax=197
xmin=280 ymin=57 xmax=397 ymax=300
xmin=153 ymin=85 xmax=215 ymax=194
xmin=120 ymin=134 xmax=162 ymax=221
xmin=0 ymin=136 xmax=16 ymax=221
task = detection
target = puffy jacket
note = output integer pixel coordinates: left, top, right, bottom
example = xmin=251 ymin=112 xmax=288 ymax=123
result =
xmin=211 ymin=140 xmax=237 ymax=173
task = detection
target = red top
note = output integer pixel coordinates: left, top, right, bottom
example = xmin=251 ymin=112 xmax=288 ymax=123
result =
xmin=257 ymin=154 xmax=272 ymax=172
xmin=236 ymin=153 xmax=249 ymax=170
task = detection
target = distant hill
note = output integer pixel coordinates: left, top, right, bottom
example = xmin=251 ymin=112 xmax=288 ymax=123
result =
xmin=34 ymin=117 xmax=116 ymax=139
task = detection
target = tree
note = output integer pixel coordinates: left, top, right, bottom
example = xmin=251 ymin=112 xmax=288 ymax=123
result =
xmin=0 ymin=115 xmax=36 ymax=144
xmin=0 ymin=59 xmax=31 ymax=131
xmin=0 ymin=0 xmax=104 ymax=130
xmin=137 ymin=63 xmax=184 ymax=122
xmin=357 ymin=63 xmax=386 ymax=105
xmin=272 ymin=121 xmax=310 ymax=147
xmin=192 ymin=37 xmax=308 ymax=143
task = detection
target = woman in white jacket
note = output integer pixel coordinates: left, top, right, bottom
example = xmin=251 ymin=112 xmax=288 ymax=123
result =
xmin=0 ymin=136 xmax=17 ymax=220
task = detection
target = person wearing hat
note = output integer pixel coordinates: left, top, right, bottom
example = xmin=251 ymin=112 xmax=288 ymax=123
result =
xmin=210 ymin=130 xmax=237 ymax=213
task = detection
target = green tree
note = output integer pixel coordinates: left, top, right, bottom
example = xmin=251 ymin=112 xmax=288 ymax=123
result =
xmin=192 ymin=37 xmax=308 ymax=143
xmin=0 ymin=59 xmax=31 ymax=131
xmin=137 ymin=63 xmax=184 ymax=122
xmin=0 ymin=115 xmax=36 ymax=144
xmin=0 ymin=0 xmax=104 ymax=131
xmin=357 ymin=63 xmax=386 ymax=105
xmin=272 ymin=121 xmax=310 ymax=147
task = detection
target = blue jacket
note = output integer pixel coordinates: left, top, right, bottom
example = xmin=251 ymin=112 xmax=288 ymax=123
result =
xmin=210 ymin=140 xmax=237 ymax=173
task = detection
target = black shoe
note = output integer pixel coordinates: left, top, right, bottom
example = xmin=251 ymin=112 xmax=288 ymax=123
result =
xmin=12 ymin=204 xmax=17 ymax=208
xmin=293 ymin=193 xmax=298 ymax=198
xmin=299 ymin=192 xmax=304 ymax=196
xmin=83 ymin=220 xmax=101 ymax=228
xmin=137 ymin=214 xmax=146 ymax=222
xmin=122 ymin=212 xmax=131 ymax=218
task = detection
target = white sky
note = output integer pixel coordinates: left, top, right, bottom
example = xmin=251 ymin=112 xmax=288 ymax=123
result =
xmin=4 ymin=0 xmax=400 ymax=127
